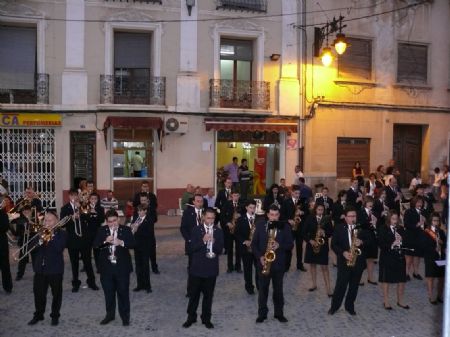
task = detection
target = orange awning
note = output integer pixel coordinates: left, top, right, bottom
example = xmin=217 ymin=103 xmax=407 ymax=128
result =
xmin=204 ymin=118 xmax=297 ymax=133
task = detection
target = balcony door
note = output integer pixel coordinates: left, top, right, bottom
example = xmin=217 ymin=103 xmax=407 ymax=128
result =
xmin=114 ymin=32 xmax=151 ymax=104
xmin=220 ymin=39 xmax=253 ymax=108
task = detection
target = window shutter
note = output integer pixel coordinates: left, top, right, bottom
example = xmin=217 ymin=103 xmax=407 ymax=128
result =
xmin=0 ymin=26 xmax=37 ymax=89
xmin=114 ymin=32 xmax=151 ymax=69
xmin=338 ymin=38 xmax=372 ymax=80
xmin=397 ymin=43 xmax=428 ymax=84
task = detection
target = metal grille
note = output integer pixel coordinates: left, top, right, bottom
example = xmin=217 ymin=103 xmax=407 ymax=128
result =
xmin=0 ymin=128 xmax=56 ymax=208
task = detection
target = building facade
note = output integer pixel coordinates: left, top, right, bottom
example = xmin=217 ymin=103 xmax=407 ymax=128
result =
xmin=0 ymin=0 xmax=449 ymax=212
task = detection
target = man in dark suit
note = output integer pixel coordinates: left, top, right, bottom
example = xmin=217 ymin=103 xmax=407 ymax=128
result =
xmin=94 ymin=210 xmax=135 ymax=326
xmin=0 ymin=205 xmax=12 ymax=293
xmin=280 ymin=186 xmax=307 ymax=272
xmin=235 ymin=199 xmax=258 ymax=294
xmin=134 ymin=192 xmax=159 ymax=274
xmin=221 ymin=190 xmax=243 ymax=273
xmin=18 ymin=186 xmax=43 ymax=212
xmin=28 ymin=211 xmax=67 ymax=326
xmin=61 ymin=189 xmax=98 ymax=292
xmin=83 ymin=193 xmax=105 ymax=273
xmin=131 ymin=205 xmax=153 ymax=293
xmin=182 ymin=208 xmax=224 ymax=329
xmin=252 ymin=204 xmax=294 ymax=323
xmin=346 ymin=178 xmax=363 ymax=209
xmin=328 ymin=207 xmax=371 ymax=316
xmin=132 ymin=181 xmax=158 ymax=223
xmin=385 ymin=177 xmax=402 ymax=214
xmin=214 ymin=177 xmax=232 ymax=213
xmin=180 ymin=193 xmax=204 ymax=297
xmin=316 ymin=186 xmax=334 ymax=215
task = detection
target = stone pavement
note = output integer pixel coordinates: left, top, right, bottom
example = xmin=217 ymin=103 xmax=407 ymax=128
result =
xmin=0 ymin=222 xmax=443 ymax=337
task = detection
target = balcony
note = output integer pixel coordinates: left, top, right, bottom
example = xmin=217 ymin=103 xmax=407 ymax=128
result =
xmin=0 ymin=74 xmax=49 ymax=104
xmin=100 ymin=75 xmax=166 ymax=106
xmin=216 ymin=0 xmax=267 ymax=12
xmin=209 ymin=79 xmax=270 ymax=110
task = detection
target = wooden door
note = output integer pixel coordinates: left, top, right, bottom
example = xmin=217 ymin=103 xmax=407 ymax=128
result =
xmin=393 ymin=124 xmax=422 ymax=187
xmin=336 ymin=138 xmax=370 ymax=178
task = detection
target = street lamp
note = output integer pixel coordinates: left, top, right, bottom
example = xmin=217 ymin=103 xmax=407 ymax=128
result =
xmin=314 ymin=15 xmax=348 ymax=66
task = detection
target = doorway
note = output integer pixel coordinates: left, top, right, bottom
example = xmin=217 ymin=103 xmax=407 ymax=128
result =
xmin=393 ymin=124 xmax=422 ymax=187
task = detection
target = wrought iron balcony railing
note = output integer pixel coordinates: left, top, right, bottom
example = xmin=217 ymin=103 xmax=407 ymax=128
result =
xmin=209 ymin=79 xmax=270 ymax=110
xmin=100 ymin=75 xmax=166 ymax=105
xmin=216 ymin=0 xmax=267 ymax=12
xmin=0 ymin=74 xmax=49 ymax=104
xmin=104 ymin=0 xmax=161 ymax=3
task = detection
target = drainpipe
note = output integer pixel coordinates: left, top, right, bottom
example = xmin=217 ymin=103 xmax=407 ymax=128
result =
xmin=444 ymin=174 xmax=450 ymax=336
xmin=298 ymin=0 xmax=307 ymax=171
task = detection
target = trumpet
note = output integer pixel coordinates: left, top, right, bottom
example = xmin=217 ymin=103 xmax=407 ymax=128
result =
xmin=205 ymin=223 xmax=216 ymax=259
xmin=108 ymin=227 xmax=118 ymax=264
xmin=13 ymin=216 xmax=71 ymax=262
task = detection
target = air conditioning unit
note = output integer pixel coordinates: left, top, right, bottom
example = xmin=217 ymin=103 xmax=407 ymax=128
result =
xmin=164 ymin=116 xmax=188 ymax=134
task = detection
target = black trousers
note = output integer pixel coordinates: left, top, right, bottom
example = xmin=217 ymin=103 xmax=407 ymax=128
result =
xmin=33 ymin=273 xmax=63 ymax=318
xmin=134 ymin=248 xmax=151 ymax=289
xmin=330 ymin=264 xmax=364 ymax=312
xmin=242 ymin=250 xmax=258 ymax=291
xmin=68 ymin=247 xmax=96 ymax=287
xmin=257 ymin=269 xmax=285 ymax=318
xmin=100 ymin=271 xmax=131 ymax=322
xmin=186 ymin=254 xmax=193 ymax=296
xmin=240 ymin=180 xmax=249 ymax=200
xmin=224 ymin=230 xmax=241 ymax=270
xmin=0 ymin=248 xmax=12 ymax=292
xmin=93 ymin=247 xmax=100 ymax=272
xmin=17 ymin=249 xmax=29 ymax=278
xmin=187 ymin=275 xmax=216 ymax=322
xmin=149 ymin=236 xmax=158 ymax=271
xmin=285 ymin=230 xmax=304 ymax=271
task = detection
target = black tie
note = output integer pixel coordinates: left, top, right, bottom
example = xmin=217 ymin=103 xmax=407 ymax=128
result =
xmin=197 ymin=210 xmax=201 ymax=225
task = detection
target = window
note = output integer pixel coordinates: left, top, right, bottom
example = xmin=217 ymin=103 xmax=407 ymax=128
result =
xmin=338 ymin=37 xmax=372 ymax=80
xmin=217 ymin=0 xmax=267 ymax=12
xmin=220 ymin=39 xmax=253 ymax=82
xmin=397 ymin=43 xmax=428 ymax=84
xmin=336 ymin=137 xmax=370 ymax=178
xmin=71 ymin=132 xmax=96 ymax=189
xmin=114 ymin=32 xmax=151 ymax=104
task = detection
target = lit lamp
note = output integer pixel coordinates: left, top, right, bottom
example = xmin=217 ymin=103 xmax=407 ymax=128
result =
xmin=333 ymin=33 xmax=348 ymax=55
xmin=321 ymin=47 xmax=333 ymax=67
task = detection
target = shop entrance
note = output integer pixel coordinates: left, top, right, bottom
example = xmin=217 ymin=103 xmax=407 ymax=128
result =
xmin=216 ymin=130 xmax=279 ymax=197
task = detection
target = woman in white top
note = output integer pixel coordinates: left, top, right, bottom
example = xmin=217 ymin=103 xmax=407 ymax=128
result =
xmin=409 ymin=172 xmax=422 ymax=191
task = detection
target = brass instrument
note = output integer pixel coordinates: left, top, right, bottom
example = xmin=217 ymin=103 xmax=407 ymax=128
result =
xmin=436 ymin=229 xmax=442 ymax=259
xmin=347 ymin=225 xmax=361 ymax=267
xmin=292 ymin=206 xmax=302 ymax=231
xmin=108 ymin=227 xmax=118 ymax=264
xmin=7 ymin=197 xmax=31 ymax=221
xmin=78 ymin=190 xmax=90 ymax=214
xmin=229 ymin=209 xmax=240 ymax=234
xmin=205 ymin=223 xmax=216 ymax=259
xmin=247 ymin=216 xmax=256 ymax=252
xmin=262 ymin=226 xmax=276 ymax=276
xmin=313 ymin=217 xmax=326 ymax=254
xmin=14 ymin=216 xmax=71 ymax=262
xmin=72 ymin=203 xmax=83 ymax=237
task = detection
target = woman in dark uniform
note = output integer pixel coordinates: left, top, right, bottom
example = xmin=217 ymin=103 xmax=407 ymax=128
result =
xmin=303 ymin=204 xmax=333 ymax=296
xmin=378 ymin=211 xmax=408 ymax=310
xmin=357 ymin=196 xmax=379 ymax=285
xmin=421 ymin=213 xmax=446 ymax=304
xmin=262 ymin=184 xmax=284 ymax=212
xmin=331 ymin=190 xmax=347 ymax=225
xmin=403 ymin=197 xmax=426 ymax=281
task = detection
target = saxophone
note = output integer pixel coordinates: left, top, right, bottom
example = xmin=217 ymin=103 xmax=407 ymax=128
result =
xmin=346 ymin=225 xmax=361 ymax=267
xmin=229 ymin=209 xmax=240 ymax=234
xmin=247 ymin=217 xmax=256 ymax=252
xmin=292 ymin=206 xmax=302 ymax=231
xmin=313 ymin=217 xmax=325 ymax=254
xmin=262 ymin=227 xmax=276 ymax=276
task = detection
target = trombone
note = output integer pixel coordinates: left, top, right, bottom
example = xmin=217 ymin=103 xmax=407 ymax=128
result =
xmin=13 ymin=215 xmax=72 ymax=262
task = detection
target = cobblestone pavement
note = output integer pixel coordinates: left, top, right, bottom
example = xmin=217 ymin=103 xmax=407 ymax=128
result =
xmin=0 ymin=223 xmax=443 ymax=337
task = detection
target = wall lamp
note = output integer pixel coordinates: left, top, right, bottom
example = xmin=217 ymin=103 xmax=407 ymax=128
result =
xmin=314 ymin=15 xmax=349 ymax=66
xmin=270 ymin=53 xmax=281 ymax=61
xmin=186 ymin=0 xmax=195 ymax=16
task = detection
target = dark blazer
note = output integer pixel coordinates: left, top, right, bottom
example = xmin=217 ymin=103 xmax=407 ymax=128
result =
xmin=180 ymin=206 xmax=203 ymax=254
xmin=280 ymin=198 xmax=299 ymax=221
xmin=82 ymin=205 xmax=105 ymax=242
xmin=303 ymin=215 xmax=333 ymax=241
xmin=365 ymin=180 xmax=383 ymax=195
xmin=188 ymin=196 xmax=208 ymax=210
xmin=331 ymin=223 xmax=369 ymax=270
xmin=16 ymin=197 xmax=43 ymax=212
xmin=263 ymin=193 xmax=284 ymax=211
xmin=93 ymin=225 xmax=135 ymax=275
xmin=133 ymin=191 xmax=158 ymax=223
xmin=385 ymin=186 xmax=400 ymax=213
xmin=31 ymin=229 xmax=67 ymax=274
xmin=346 ymin=187 xmax=362 ymax=209
xmin=316 ymin=196 xmax=334 ymax=215
xmin=331 ymin=202 xmax=345 ymax=225
xmin=60 ymin=202 xmax=90 ymax=249
xmin=220 ymin=200 xmax=243 ymax=226
xmin=214 ymin=189 xmax=230 ymax=212
xmin=251 ymin=220 xmax=294 ymax=272
xmin=131 ymin=214 xmax=154 ymax=250
xmin=189 ymin=224 xmax=224 ymax=278
xmin=0 ymin=210 xmax=10 ymax=253
xmin=235 ymin=213 xmax=255 ymax=253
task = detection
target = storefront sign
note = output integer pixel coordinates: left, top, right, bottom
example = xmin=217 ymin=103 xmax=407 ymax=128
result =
xmin=286 ymin=137 xmax=298 ymax=150
xmin=0 ymin=113 xmax=62 ymax=127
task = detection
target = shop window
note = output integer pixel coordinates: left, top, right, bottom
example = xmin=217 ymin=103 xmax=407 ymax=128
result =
xmin=336 ymin=137 xmax=370 ymax=178
xmin=397 ymin=42 xmax=428 ymax=84
xmin=338 ymin=37 xmax=372 ymax=80
xmin=70 ymin=131 xmax=96 ymax=189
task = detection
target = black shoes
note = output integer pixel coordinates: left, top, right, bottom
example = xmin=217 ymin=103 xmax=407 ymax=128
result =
xmin=133 ymin=287 xmax=143 ymax=292
xmin=51 ymin=318 xmax=59 ymax=326
xmin=122 ymin=320 xmax=130 ymax=326
xmin=429 ymin=298 xmax=438 ymax=305
xmin=152 ymin=269 xmax=160 ymax=274
xmin=308 ymin=286 xmax=317 ymax=292
xmin=182 ymin=318 xmax=197 ymax=328
xmin=246 ymin=289 xmax=255 ymax=295
xmin=274 ymin=315 xmax=288 ymax=323
xmin=226 ymin=269 xmax=233 ymax=273
xmin=297 ymin=265 xmax=307 ymax=272
xmin=327 ymin=308 xmax=336 ymax=315
xmin=16 ymin=275 xmax=23 ymax=281
xmin=71 ymin=286 xmax=79 ymax=293
xmin=413 ymin=273 xmax=423 ymax=280
xmin=397 ymin=302 xmax=410 ymax=310
xmin=346 ymin=309 xmax=356 ymax=316
xmin=89 ymin=284 xmax=99 ymax=291
xmin=236 ymin=269 xmax=243 ymax=273
xmin=406 ymin=275 xmax=411 ymax=282
xmin=100 ymin=316 xmax=115 ymax=325
xmin=203 ymin=321 xmax=214 ymax=329
xmin=384 ymin=304 xmax=393 ymax=310
xmin=368 ymin=280 xmax=378 ymax=285
xmin=28 ymin=317 xmax=44 ymax=325
xmin=146 ymin=288 xmax=153 ymax=293
xmin=256 ymin=316 xmax=267 ymax=323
